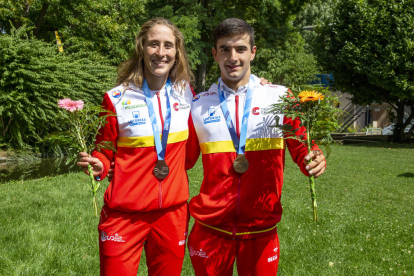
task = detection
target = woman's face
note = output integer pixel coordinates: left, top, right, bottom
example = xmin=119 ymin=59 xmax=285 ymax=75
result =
xmin=143 ymin=24 xmax=177 ymax=80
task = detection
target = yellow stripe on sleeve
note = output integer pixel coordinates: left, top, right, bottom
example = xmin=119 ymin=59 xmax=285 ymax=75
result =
xmin=117 ymin=130 xmax=189 ymax=148
xmin=199 ymin=137 xmax=284 ymax=154
xmin=199 ymin=140 xmax=236 ymax=154
xmin=245 ymin=137 xmax=285 ymax=151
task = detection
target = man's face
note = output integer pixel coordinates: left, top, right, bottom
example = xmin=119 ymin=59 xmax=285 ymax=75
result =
xmin=212 ymin=34 xmax=256 ymax=86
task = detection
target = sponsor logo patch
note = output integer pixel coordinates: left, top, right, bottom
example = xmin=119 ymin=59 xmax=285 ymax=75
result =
xmin=173 ymin=102 xmax=191 ymax=111
xmin=112 ymin=90 xmax=122 ymax=98
xmin=189 ymin=247 xmax=209 ymax=258
xmin=193 ymin=95 xmax=201 ymax=102
xmin=122 ymin=99 xmax=131 ymax=106
xmin=128 ymin=111 xmax=146 ymax=126
xmin=179 ymin=240 xmax=186 ymax=246
xmin=202 ymin=92 xmax=218 ymax=97
xmin=100 ymin=231 xmax=125 ymax=243
xmin=252 ymin=107 xmax=268 ymax=115
xmin=203 ymin=107 xmax=221 ymax=124
xmin=193 ymin=92 xmax=218 ymax=102
xmin=252 ymin=107 xmax=260 ymax=115
xmin=122 ymin=99 xmax=147 ymax=110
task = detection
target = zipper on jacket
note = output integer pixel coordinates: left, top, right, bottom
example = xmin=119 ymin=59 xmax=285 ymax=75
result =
xmin=159 ymin=181 xmax=163 ymax=209
xmin=232 ymin=174 xmax=242 ymax=239
xmin=156 ymin=92 xmax=164 ymax=209
xmin=233 ymin=95 xmax=241 ymax=238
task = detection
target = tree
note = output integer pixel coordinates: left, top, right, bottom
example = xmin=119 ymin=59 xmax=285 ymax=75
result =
xmin=1 ymin=0 xmax=318 ymax=91
xmin=315 ymin=0 xmax=414 ymax=142
xmin=0 ymin=26 xmax=116 ymax=150
xmin=0 ymin=0 xmax=146 ymax=65
xmin=144 ymin=0 xmax=316 ymax=91
xmin=292 ymin=0 xmax=337 ymax=55
xmin=254 ymin=32 xmax=319 ymax=87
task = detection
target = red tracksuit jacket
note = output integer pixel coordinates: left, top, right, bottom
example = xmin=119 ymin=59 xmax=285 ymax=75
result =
xmin=186 ymin=76 xmax=321 ymax=239
xmin=92 ymin=82 xmax=197 ymax=212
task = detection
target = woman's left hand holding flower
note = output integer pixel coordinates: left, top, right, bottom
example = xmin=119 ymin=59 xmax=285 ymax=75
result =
xmin=77 ymin=152 xmax=104 ymax=177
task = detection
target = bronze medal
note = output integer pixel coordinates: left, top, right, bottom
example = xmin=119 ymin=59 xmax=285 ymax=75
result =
xmin=233 ymin=154 xmax=249 ymax=173
xmin=154 ymin=160 xmax=169 ymax=179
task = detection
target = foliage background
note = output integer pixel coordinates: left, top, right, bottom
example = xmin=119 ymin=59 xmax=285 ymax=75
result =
xmin=0 ymin=25 xmax=116 ymax=151
xmin=0 ymin=0 xmax=324 ymax=151
xmin=314 ymin=0 xmax=414 ymax=142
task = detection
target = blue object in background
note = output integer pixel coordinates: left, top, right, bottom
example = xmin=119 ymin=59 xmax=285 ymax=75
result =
xmin=312 ymin=74 xmax=334 ymax=87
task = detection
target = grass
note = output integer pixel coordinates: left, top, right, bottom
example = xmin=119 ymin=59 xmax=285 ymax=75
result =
xmin=1 ymin=143 xmax=413 ymax=275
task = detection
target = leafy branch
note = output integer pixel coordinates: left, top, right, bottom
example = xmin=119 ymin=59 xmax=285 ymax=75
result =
xmin=44 ymin=100 xmax=116 ymax=217
xmin=268 ymin=84 xmax=342 ymax=221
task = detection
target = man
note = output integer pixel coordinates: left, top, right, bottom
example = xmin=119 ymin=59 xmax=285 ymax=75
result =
xmin=186 ymin=18 xmax=326 ymax=276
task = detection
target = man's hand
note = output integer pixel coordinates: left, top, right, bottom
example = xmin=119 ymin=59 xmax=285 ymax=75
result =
xmin=304 ymin=150 xmax=326 ymax=178
xmin=259 ymin=77 xmax=272 ymax=85
xmin=77 ymin=152 xmax=104 ymax=177
xmin=107 ymin=162 xmax=115 ymax=182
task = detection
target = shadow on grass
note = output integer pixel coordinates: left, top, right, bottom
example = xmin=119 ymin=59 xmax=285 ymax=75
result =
xmin=397 ymin=173 xmax=414 ymax=178
xmin=0 ymin=157 xmax=81 ymax=183
xmin=339 ymin=141 xmax=414 ymax=149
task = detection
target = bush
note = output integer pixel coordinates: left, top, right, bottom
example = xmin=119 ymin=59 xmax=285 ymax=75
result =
xmin=0 ymin=26 xmax=116 ymax=151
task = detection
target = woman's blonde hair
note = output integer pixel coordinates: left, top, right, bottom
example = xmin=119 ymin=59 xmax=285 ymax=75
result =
xmin=116 ymin=17 xmax=195 ymax=89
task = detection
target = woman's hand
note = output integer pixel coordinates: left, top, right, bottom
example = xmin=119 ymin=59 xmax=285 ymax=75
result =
xmin=77 ymin=152 xmax=104 ymax=177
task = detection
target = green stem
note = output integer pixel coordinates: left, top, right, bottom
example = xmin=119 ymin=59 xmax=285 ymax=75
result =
xmin=74 ymin=117 xmax=99 ymax=217
xmin=87 ymin=164 xmax=99 ymax=217
xmin=308 ymin=174 xmax=318 ymax=221
xmin=307 ymin=115 xmax=318 ymax=221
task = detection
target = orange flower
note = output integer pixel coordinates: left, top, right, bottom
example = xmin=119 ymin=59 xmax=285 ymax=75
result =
xmin=298 ymin=90 xmax=324 ymax=103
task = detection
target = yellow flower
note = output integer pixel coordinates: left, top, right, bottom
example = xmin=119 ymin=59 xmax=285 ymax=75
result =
xmin=298 ymin=90 xmax=324 ymax=103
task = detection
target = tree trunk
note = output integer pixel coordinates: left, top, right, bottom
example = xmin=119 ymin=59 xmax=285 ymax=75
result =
xmin=194 ymin=0 xmax=210 ymax=94
xmin=392 ymin=101 xmax=405 ymax=143
xmin=403 ymin=102 xmax=414 ymax=141
xmin=196 ymin=63 xmax=207 ymax=93
xmin=33 ymin=2 xmax=50 ymax=37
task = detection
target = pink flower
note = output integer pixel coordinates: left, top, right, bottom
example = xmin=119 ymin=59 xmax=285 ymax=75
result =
xmin=73 ymin=100 xmax=84 ymax=110
xmin=58 ymin=98 xmax=84 ymax=112
xmin=58 ymin=98 xmax=72 ymax=108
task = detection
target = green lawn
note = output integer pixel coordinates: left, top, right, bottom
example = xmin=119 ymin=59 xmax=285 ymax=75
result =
xmin=1 ymin=143 xmax=413 ymax=275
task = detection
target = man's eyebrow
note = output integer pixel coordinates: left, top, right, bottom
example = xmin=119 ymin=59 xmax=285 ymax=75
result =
xmin=219 ymin=45 xmax=248 ymax=49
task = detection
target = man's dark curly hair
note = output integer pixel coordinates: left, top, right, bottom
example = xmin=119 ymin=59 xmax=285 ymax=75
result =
xmin=214 ymin=18 xmax=255 ymax=50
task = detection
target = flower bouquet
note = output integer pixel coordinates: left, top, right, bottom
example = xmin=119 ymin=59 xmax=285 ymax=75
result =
xmin=45 ymin=98 xmax=116 ymax=217
xmin=270 ymin=85 xmax=341 ymax=221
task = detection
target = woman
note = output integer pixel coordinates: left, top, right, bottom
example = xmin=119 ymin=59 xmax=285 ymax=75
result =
xmin=77 ymin=17 xmax=197 ymax=276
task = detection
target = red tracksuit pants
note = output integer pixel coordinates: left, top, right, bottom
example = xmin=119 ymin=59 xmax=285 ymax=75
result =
xmin=98 ymin=202 xmax=189 ymax=276
xmin=188 ymin=222 xmax=280 ymax=276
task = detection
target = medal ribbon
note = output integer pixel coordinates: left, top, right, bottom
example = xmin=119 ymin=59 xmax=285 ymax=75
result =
xmin=218 ymin=75 xmax=257 ymax=154
xmin=143 ymin=78 xmax=172 ymax=161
